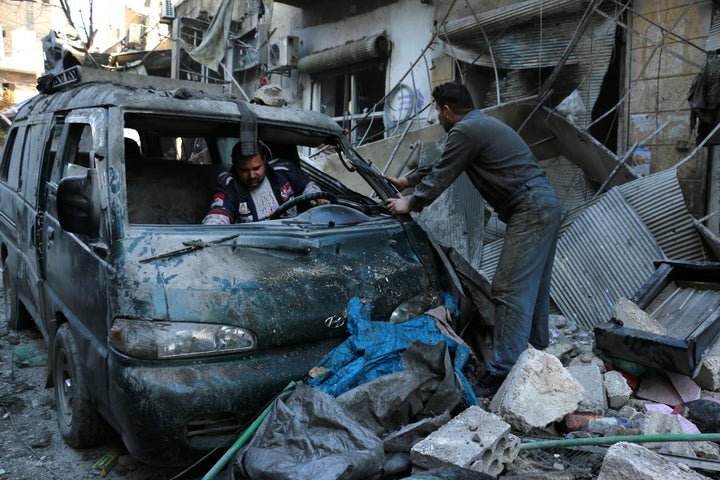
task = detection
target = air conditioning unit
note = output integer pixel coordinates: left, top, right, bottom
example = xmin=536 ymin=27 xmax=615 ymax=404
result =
xmin=161 ymin=0 xmax=176 ymax=20
xmin=268 ymin=36 xmax=298 ymax=69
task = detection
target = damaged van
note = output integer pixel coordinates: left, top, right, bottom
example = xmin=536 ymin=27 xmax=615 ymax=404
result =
xmin=0 ymin=67 xmax=458 ymax=466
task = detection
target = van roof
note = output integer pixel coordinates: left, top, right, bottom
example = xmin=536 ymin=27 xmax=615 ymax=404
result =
xmin=16 ymin=67 xmax=343 ymax=136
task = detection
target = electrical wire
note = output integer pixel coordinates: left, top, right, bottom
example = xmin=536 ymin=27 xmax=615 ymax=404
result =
xmin=461 ymin=0 xmax=501 ymax=104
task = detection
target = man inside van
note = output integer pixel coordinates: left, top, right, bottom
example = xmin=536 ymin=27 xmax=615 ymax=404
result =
xmin=202 ymin=141 xmax=330 ymax=224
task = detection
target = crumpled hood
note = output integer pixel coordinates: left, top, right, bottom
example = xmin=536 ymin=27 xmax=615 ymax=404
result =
xmin=110 ymin=221 xmax=439 ymax=348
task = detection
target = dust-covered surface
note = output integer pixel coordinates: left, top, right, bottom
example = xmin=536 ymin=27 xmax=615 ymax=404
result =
xmin=0 ymin=277 xmax=204 ymax=480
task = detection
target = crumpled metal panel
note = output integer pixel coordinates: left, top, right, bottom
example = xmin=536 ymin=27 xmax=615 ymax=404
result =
xmin=443 ymin=6 xmax=620 ymax=128
xmin=416 ymin=138 xmax=486 ymax=271
xmin=617 ymin=169 xmax=708 ymax=262
xmin=438 ymin=0 xmax=590 ymax=42
xmin=550 ymin=188 xmax=664 ymax=329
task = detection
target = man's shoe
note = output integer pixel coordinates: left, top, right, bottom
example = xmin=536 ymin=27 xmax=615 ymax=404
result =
xmin=473 ymin=372 xmax=506 ymax=397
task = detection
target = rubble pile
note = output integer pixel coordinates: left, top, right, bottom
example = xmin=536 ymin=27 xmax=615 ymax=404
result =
xmin=228 ymin=307 xmax=720 ymax=480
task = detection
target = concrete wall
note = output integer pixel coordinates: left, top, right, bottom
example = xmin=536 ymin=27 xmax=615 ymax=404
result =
xmin=627 ymin=0 xmax=713 ymax=215
xmin=269 ymin=0 xmax=435 ymax=122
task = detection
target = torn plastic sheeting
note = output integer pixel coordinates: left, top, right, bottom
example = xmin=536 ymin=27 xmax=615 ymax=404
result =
xmin=337 ymin=341 xmax=466 ymax=438
xmin=308 ymin=296 xmax=478 ymax=407
xmin=234 ymin=382 xmax=385 ymax=480
xmin=234 ymin=343 xmax=466 ymax=480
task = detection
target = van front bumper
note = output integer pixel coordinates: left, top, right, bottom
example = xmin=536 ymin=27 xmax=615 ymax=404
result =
xmin=107 ymin=337 xmax=341 ymax=466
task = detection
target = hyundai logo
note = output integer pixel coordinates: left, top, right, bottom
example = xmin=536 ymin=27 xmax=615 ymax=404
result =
xmin=324 ymin=315 xmax=346 ymax=328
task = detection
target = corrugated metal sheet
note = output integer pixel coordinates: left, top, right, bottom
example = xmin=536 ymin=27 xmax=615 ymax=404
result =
xmin=416 ymin=138 xmax=487 ymax=271
xmin=438 ymin=0 xmax=590 ymax=42
xmin=479 ymin=169 xmax=707 ymax=330
xmin=550 ymin=188 xmax=664 ymax=329
xmin=706 ymin=15 xmax=720 ymax=52
xmin=443 ymin=5 xmax=622 ymax=128
xmin=540 ymin=155 xmax=597 ymax=213
xmin=617 ymin=169 xmax=707 ymax=261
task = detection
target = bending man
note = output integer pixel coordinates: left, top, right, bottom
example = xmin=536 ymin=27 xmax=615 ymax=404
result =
xmin=385 ymin=82 xmax=563 ymax=397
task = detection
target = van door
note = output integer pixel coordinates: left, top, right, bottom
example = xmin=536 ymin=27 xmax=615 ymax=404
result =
xmin=16 ymin=117 xmax=52 ymax=332
xmin=40 ymin=108 xmax=111 ymax=400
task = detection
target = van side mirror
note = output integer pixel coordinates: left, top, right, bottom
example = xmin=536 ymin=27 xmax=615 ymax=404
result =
xmin=57 ymin=169 xmax=102 ymax=238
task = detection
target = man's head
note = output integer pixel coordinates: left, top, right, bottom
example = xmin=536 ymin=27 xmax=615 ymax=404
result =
xmin=232 ymin=142 xmax=267 ymax=189
xmin=432 ymin=82 xmax=474 ymax=132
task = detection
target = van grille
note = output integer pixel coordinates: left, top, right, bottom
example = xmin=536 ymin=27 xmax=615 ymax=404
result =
xmin=185 ymin=413 xmax=242 ymax=446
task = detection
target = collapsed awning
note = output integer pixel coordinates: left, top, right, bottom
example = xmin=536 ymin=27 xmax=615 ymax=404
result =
xmin=437 ymin=0 xmax=590 ymax=43
xmin=297 ymin=35 xmax=390 ymax=74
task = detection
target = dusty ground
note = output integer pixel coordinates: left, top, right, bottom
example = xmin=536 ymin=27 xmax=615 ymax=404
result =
xmin=0 ymin=280 xmax=212 ymax=480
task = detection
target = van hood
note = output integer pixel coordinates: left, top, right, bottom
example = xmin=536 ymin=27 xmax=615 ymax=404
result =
xmin=111 ymin=219 xmax=442 ymax=348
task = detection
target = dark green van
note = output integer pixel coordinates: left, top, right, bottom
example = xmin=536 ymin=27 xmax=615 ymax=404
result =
xmin=0 ymin=67 xmax=456 ymax=466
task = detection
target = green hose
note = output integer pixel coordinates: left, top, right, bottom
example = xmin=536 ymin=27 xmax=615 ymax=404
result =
xmin=520 ymin=433 xmax=720 ymax=450
xmin=201 ymin=380 xmax=297 ymax=480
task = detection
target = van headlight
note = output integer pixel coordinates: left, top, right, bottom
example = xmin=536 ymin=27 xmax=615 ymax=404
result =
xmin=109 ymin=319 xmax=257 ymax=360
xmin=389 ymin=291 xmax=442 ymax=324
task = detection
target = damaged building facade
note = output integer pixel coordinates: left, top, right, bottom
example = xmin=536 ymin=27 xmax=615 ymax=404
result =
xmin=165 ymin=0 xmax=719 ymax=233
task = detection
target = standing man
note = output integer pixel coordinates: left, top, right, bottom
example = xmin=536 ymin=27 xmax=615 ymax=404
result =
xmin=203 ymin=141 xmax=329 ymax=224
xmin=385 ymin=82 xmax=562 ymax=397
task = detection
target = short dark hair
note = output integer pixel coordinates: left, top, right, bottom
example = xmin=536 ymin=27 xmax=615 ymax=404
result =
xmin=232 ymin=141 xmax=271 ymax=163
xmin=432 ymin=82 xmax=474 ymax=112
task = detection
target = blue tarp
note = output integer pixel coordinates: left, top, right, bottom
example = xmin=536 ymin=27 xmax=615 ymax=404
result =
xmin=308 ymin=295 xmax=478 ymax=407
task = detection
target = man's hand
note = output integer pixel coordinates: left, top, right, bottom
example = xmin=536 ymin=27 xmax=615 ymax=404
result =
xmin=384 ymin=175 xmax=410 ymax=191
xmin=385 ymin=197 xmax=411 ymax=215
xmin=309 ymin=198 xmax=331 ymax=206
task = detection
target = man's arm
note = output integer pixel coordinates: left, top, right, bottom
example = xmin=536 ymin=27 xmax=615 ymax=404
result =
xmin=202 ymin=172 xmax=236 ymax=225
xmin=274 ymin=159 xmax=330 ymax=206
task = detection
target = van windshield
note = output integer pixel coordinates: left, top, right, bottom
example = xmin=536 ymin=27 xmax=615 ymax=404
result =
xmin=122 ymin=113 xmax=383 ymax=225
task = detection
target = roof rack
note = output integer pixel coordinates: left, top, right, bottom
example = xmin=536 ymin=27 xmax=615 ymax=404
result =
xmin=37 ymin=66 xmax=229 ymax=96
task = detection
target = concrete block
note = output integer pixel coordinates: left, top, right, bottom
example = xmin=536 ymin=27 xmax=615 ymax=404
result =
xmin=568 ymin=365 xmax=607 ymax=414
xmin=383 ymin=413 xmax=451 ymax=453
xmin=694 ymin=337 xmax=720 ymax=391
xmin=489 ymin=349 xmax=583 ymax=432
xmin=597 ymin=442 xmax=708 ymax=480
xmin=692 ymin=441 xmax=720 ymax=460
xmin=604 ymin=370 xmax=633 ymax=409
xmin=568 ymin=348 xmax=606 ymax=372
xmin=643 ymin=411 xmax=695 ymax=456
xmin=410 ymin=406 xmax=520 ymax=477
xmin=610 ymin=297 xmax=667 ymax=335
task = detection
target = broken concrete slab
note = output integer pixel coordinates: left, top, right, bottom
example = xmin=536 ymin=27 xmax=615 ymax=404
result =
xmin=694 ymin=338 xmax=720 ymax=391
xmin=596 ymin=442 xmax=708 ymax=480
xmin=410 ymin=406 xmax=519 ymax=477
xmin=645 ymin=403 xmax=700 ymax=435
xmin=604 ymin=370 xmax=633 ymax=409
xmin=610 ymin=297 xmax=667 ymax=335
xmin=642 ymin=411 xmax=695 ymax=456
xmin=568 ymin=364 xmax=607 ymax=414
xmin=489 ymin=349 xmax=583 ymax=432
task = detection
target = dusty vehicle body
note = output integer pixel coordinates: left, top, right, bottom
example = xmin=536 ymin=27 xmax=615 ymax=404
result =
xmin=0 ymin=68 xmax=453 ymax=465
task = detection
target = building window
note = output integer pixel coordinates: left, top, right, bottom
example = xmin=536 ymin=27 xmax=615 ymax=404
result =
xmin=315 ymin=61 xmax=386 ymax=146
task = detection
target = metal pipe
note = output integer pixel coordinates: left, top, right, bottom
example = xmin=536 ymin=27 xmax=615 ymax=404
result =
xmin=520 ymin=433 xmax=720 ymax=450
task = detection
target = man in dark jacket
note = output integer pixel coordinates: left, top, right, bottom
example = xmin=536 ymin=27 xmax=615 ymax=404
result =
xmin=385 ymin=82 xmax=563 ymax=397
xmin=203 ymin=141 xmax=328 ymax=224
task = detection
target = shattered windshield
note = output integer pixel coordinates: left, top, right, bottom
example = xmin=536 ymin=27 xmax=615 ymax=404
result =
xmin=121 ymin=113 xmax=388 ymax=225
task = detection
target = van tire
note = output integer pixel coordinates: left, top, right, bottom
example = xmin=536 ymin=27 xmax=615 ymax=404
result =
xmin=2 ymin=259 xmax=32 ymax=330
xmin=53 ymin=323 xmax=111 ymax=448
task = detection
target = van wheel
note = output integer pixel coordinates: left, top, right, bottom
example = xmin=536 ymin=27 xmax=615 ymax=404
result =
xmin=53 ymin=323 xmax=111 ymax=448
xmin=2 ymin=259 xmax=32 ymax=330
